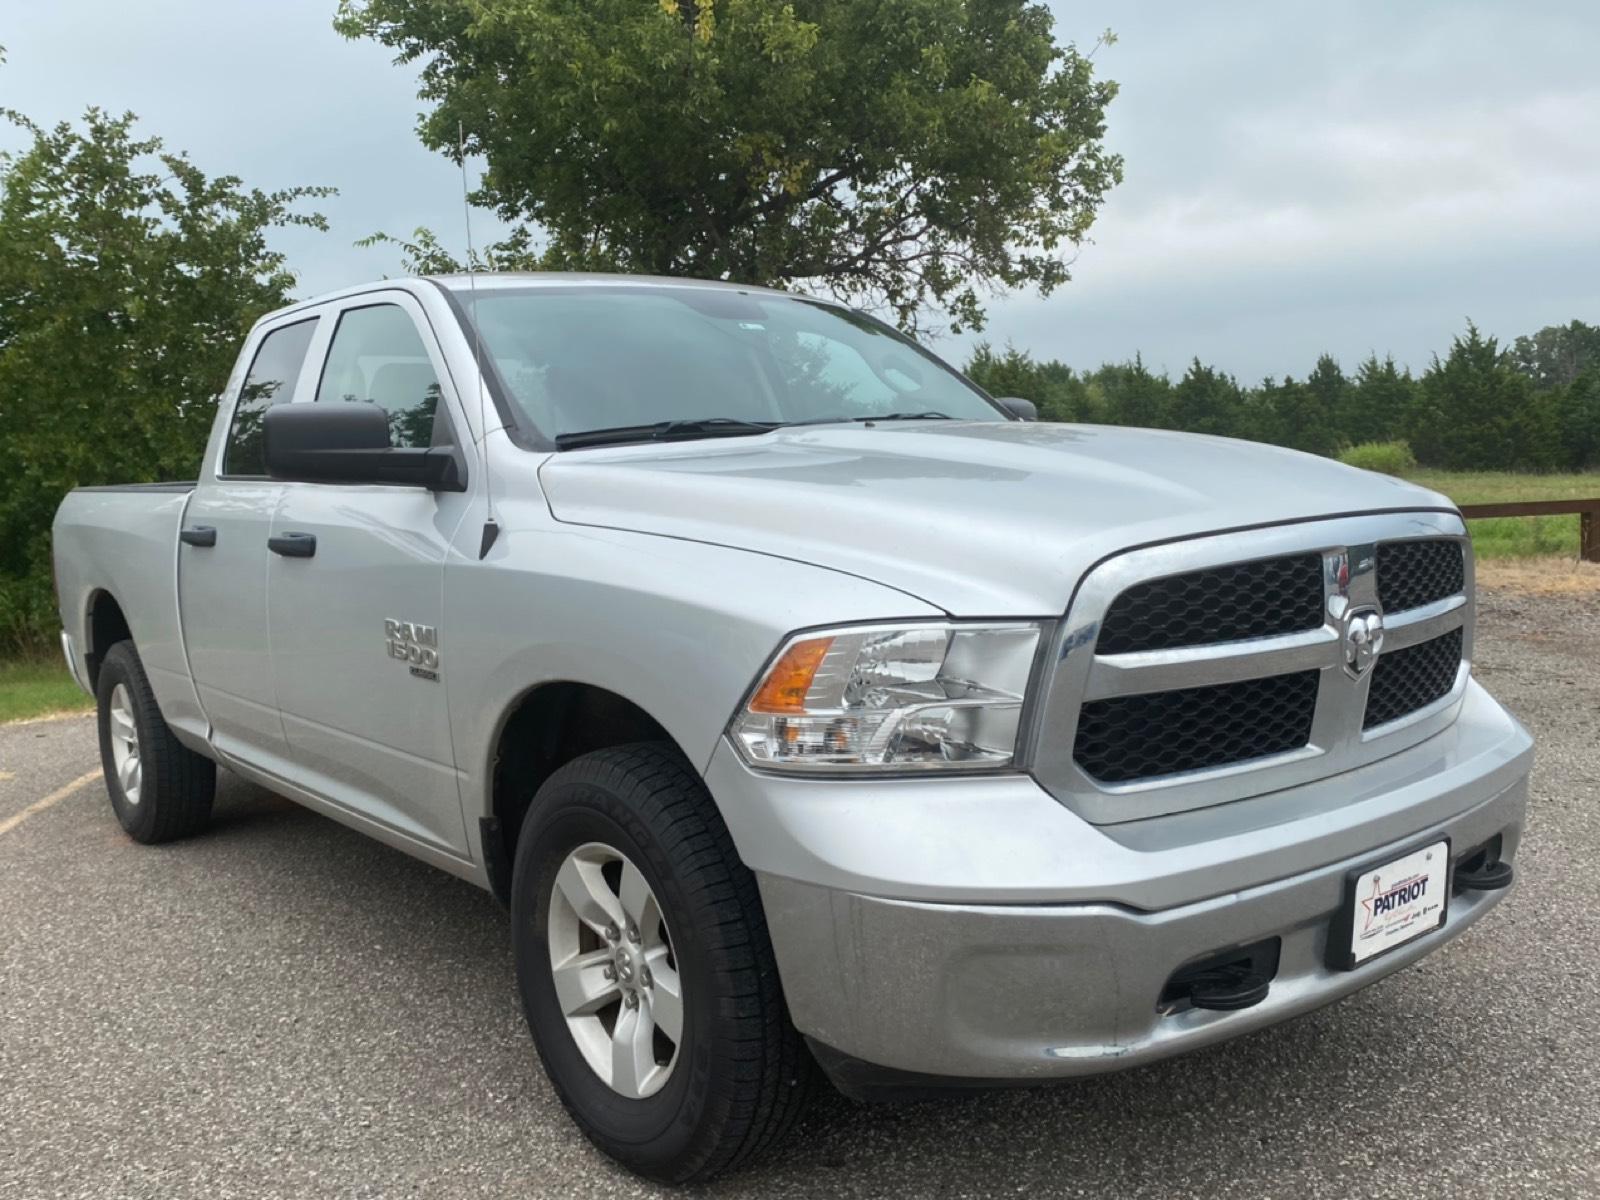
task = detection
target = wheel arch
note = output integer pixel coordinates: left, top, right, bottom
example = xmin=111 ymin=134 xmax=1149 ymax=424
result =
xmin=84 ymin=588 xmax=133 ymax=690
xmin=482 ymin=680 xmax=692 ymax=906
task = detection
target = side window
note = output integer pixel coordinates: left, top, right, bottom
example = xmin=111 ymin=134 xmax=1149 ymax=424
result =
xmin=224 ymin=318 xmax=318 ymax=476
xmin=315 ymin=305 xmax=446 ymax=449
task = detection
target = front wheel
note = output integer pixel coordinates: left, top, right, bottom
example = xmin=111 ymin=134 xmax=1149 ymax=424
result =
xmin=510 ymin=743 xmax=812 ymax=1183
xmin=95 ymin=640 xmax=215 ymax=844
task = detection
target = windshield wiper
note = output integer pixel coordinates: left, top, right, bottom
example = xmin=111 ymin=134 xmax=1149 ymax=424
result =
xmin=554 ymin=417 xmax=778 ymax=451
xmin=785 ymin=410 xmax=956 ymax=428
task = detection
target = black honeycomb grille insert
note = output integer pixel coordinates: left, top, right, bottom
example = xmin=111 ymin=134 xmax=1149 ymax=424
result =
xmin=1376 ymin=539 xmax=1464 ymax=613
xmin=1096 ymin=555 xmax=1324 ymax=655
xmin=1073 ymin=670 xmax=1319 ymax=784
xmin=1364 ymin=627 xmax=1464 ymax=729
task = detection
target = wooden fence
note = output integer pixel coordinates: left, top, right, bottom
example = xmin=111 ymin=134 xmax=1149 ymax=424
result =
xmin=1456 ymin=499 xmax=1600 ymax=563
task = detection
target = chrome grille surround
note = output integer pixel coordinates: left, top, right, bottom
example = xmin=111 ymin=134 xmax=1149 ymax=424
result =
xmin=1027 ymin=512 xmax=1473 ymax=825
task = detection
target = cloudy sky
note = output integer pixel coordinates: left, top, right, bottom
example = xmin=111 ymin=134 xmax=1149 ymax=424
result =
xmin=3 ymin=1 xmax=1597 ymax=382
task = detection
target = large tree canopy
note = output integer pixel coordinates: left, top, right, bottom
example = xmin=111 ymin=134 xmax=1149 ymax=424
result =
xmin=336 ymin=0 xmax=1122 ymax=331
xmin=0 ymin=107 xmax=329 ymax=646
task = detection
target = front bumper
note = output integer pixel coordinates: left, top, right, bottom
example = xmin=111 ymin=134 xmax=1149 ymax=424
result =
xmin=707 ymin=681 xmax=1532 ymax=1084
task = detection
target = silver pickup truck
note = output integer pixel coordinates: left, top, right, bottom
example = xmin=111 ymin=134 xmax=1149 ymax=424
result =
xmin=53 ymin=274 xmax=1532 ymax=1183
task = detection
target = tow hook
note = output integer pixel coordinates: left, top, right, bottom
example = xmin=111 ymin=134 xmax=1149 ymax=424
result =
xmin=1185 ymin=964 xmax=1273 ymax=1012
xmin=1160 ymin=937 xmax=1281 ymax=1014
xmin=1455 ymin=859 xmax=1514 ymax=891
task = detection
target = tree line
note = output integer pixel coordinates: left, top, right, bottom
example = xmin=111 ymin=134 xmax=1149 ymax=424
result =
xmin=963 ymin=321 xmax=1600 ymax=472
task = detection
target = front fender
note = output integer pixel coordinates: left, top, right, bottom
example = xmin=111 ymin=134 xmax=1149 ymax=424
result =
xmin=444 ymin=522 xmax=943 ymax=820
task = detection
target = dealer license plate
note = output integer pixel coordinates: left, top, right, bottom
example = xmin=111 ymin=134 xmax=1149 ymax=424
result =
xmin=1340 ymin=840 xmax=1450 ymax=968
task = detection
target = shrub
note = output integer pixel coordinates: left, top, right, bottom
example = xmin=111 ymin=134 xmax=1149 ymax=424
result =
xmin=1338 ymin=441 xmax=1417 ymax=476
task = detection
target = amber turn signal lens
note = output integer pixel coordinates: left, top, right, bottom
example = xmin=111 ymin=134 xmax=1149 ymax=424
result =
xmin=749 ymin=636 xmax=833 ymax=713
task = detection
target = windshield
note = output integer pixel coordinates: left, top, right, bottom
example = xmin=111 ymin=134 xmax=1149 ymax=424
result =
xmin=458 ymin=285 xmax=1004 ymax=442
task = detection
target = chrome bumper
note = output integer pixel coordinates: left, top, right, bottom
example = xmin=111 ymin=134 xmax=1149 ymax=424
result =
xmin=709 ymin=684 xmax=1532 ymax=1082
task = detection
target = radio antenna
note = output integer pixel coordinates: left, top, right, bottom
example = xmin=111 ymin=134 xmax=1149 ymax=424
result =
xmin=460 ymin=119 xmax=499 ymax=558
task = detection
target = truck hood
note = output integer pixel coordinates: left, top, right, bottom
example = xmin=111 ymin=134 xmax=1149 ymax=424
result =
xmin=538 ymin=422 xmax=1453 ymax=615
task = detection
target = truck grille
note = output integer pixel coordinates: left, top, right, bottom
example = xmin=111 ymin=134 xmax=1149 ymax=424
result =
xmin=1376 ymin=540 xmax=1465 ymax=613
xmin=1096 ymin=555 xmax=1324 ymax=654
xmin=1035 ymin=513 xmax=1473 ymax=820
xmin=1364 ymin=627 xmax=1464 ymax=729
xmin=1074 ymin=671 xmax=1318 ymax=783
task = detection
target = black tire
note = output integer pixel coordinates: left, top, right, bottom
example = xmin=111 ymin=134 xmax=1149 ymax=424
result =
xmin=95 ymin=640 xmax=215 ymax=844
xmin=511 ymin=742 xmax=813 ymax=1184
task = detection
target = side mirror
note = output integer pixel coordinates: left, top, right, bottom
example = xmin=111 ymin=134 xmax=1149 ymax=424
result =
xmin=997 ymin=396 xmax=1038 ymax=422
xmin=263 ymin=403 xmax=465 ymax=491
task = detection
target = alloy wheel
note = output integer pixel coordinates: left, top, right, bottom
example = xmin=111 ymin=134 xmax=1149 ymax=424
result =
xmin=108 ymin=683 xmax=142 ymax=806
xmin=546 ymin=841 xmax=683 ymax=1099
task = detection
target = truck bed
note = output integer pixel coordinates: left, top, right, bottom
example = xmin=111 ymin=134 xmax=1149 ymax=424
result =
xmin=53 ymin=483 xmax=199 ymax=738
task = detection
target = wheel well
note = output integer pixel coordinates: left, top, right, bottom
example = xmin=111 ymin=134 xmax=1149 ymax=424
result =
xmin=86 ymin=591 xmax=132 ymax=689
xmin=486 ymin=682 xmax=675 ymax=903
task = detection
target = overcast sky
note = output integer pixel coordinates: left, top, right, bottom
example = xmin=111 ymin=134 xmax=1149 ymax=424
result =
xmin=3 ymin=1 xmax=1597 ymax=382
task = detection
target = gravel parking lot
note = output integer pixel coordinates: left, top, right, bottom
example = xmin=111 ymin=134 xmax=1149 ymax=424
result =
xmin=2 ymin=588 xmax=1597 ymax=1200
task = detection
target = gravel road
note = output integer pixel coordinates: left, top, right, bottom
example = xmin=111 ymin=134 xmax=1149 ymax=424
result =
xmin=2 ymin=589 xmax=1596 ymax=1199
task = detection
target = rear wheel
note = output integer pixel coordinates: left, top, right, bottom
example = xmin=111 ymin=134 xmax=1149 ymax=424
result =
xmin=95 ymin=640 xmax=215 ymax=844
xmin=510 ymin=743 xmax=812 ymax=1183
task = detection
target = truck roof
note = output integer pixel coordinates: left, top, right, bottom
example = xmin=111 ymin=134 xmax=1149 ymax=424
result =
xmin=261 ymin=271 xmax=836 ymax=326
xmin=430 ymin=271 xmax=803 ymax=298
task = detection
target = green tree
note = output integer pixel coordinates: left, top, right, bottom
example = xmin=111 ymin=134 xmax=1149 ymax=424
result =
xmin=1408 ymin=323 xmax=1559 ymax=470
xmin=1164 ymin=359 xmax=1244 ymax=438
xmin=1510 ymin=319 xmax=1600 ymax=391
xmin=1294 ymin=353 xmax=1346 ymax=455
xmin=965 ymin=343 xmax=1046 ymax=405
xmin=336 ymin=0 xmax=1122 ymax=332
xmin=0 ymin=107 xmax=330 ymax=647
xmin=1244 ymin=376 xmax=1292 ymax=447
xmin=964 ymin=343 xmax=1088 ymax=421
xmin=1087 ymin=355 xmax=1169 ymax=429
xmin=1343 ymin=353 xmax=1416 ymax=445
xmin=1250 ymin=368 xmax=1338 ymax=456
xmin=1555 ymin=367 xmax=1600 ymax=469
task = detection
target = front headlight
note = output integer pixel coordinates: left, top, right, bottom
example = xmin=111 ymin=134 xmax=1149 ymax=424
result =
xmin=730 ymin=622 xmax=1041 ymax=773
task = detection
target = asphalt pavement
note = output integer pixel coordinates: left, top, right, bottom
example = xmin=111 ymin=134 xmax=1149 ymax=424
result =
xmin=2 ymin=589 xmax=1597 ymax=1199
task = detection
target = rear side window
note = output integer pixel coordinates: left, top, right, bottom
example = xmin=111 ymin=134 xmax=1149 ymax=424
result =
xmin=315 ymin=305 xmax=446 ymax=449
xmin=224 ymin=318 xmax=318 ymax=476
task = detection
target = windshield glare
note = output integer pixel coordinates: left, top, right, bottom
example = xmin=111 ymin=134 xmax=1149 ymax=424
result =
xmin=461 ymin=285 xmax=1003 ymax=440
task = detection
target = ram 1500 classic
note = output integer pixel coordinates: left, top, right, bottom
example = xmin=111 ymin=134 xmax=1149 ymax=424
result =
xmin=53 ymin=274 xmax=1532 ymax=1183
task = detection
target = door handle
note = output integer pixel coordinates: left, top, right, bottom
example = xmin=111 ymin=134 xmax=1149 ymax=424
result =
xmin=179 ymin=525 xmax=217 ymax=548
xmin=268 ymin=532 xmax=317 ymax=558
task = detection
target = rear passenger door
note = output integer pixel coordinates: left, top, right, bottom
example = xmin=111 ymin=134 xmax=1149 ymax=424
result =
xmin=265 ymin=294 xmax=475 ymax=855
xmin=178 ymin=315 xmax=318 ymax=771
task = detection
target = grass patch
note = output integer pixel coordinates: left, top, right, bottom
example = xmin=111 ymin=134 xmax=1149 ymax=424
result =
xmin=0 ymin=654 xmax=93 ymax=723
xmin=1406 ymin=470 xmax=1600 ymax=559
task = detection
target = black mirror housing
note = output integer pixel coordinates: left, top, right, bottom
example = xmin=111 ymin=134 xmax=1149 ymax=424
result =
xmin=263 ymin=403 xmax=465 ymax=491
xmin=997 ymin=396 xmax=1039 ymax=422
